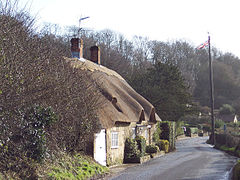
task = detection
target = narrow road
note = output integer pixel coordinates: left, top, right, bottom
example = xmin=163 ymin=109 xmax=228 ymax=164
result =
xmin=109 ymin=137 xmax=238 ymax=180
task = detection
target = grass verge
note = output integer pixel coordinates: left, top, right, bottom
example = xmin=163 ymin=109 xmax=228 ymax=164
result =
xmin=38 ymin=152 xmax=109 ymax=180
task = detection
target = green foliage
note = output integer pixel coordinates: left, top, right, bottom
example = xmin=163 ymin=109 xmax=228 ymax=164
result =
xmin=213 ymin=133 xmax=240 ymax=158
xmin=194 ymin=61 xmax=240 ymax=109
xmin=219 ymin=104 xmax=235 ymax=115
xmin=215 ymin=119 xmax=225 ymax=128
xmin=0 ymin=105 xmax=57 ymax=179
xmin=146 ymin=145 xmax=159 ymax=154
xmin=48 ymin=153 xmax=108 ymax=180
xmin=129 ymin=62 xmax=192 ymax=122
xmin=228 ymin=122 xmax=240 ymax=128
xmin=135 ymin=136 xmax=146 ymax=157
xmin=160 ymin=121 xmax=176 ymax=151
xmin=219 ymin=145 xmax=235 ymax=153
xmin=202 ymin=124 xmax=211 ymax=132
xmin=156 ymin=140 xmax=169 ymax=153
xmin=152 ymin=122 xmax=161 ymax=142
xmin=124 ymin=138 xmax=140 ymax=163
xmin=185 ymin=127 xmax=198 ymax=137
xmin=176 ymin=121 xmax=185 ymax=136
xmin=18 ymin=105 xmax=57 ymax=162
xmin=180 ymin=114 xmax=205 ymax=126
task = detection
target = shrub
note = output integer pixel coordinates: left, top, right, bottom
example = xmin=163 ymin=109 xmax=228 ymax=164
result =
xmin=20 ymin=105 xmax=57 ymax=161
xmin=135 ymin=136 xmax=146 ymax=157
xmin=146 ymin=145 xmax=159 ymax=154
xmin=47 ymin=153 xmax=108 ymax=180
xmin=219 ymin=104 xmax=235 ymax=115
xmin=176 ymin=121 xmax=185 ymax=137
xmin=0 ymin=104 xmax=57 ymax=179
xmin=160 ymin=121 xmax=176 ymax=151
xmin=124 ymin=138 xmax=140 ymax=162
xmin=202 ymin=124 xmax=211 ymax=132
xmin=215 ymin=119 xmax=224 ymax=128
xmin=156 ymin=140 xmax=169 ymax=153
xmin=152 ymin=122 xmax=161 ymax=142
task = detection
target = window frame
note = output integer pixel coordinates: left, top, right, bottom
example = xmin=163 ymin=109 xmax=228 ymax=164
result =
xmin=111 ymin=131 xmax=119 ymax=148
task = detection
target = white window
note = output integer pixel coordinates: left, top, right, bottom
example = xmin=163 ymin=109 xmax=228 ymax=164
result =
xmin=132 ymin=128 xmax=136 ymax=139
xmin=145 ymin=129 xmax=148 ymax=140
xmin=111 ymin=132 xmax=119 ymax=148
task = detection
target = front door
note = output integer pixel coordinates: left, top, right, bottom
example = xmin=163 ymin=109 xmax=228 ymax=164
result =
xmin=94 ymin=129 xmax=106 ymax=166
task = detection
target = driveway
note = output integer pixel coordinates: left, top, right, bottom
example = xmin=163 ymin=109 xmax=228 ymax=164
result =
xmin=108 ymin=137 xmax=238 ymax=180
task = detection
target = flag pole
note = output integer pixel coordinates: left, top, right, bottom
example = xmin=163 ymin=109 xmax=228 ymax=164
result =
xmin=208 ymin=34 xmax=215 ymax=145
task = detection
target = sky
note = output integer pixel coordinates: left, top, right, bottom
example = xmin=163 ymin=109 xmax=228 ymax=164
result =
xmin=19 ymin=0 xmax=240 ymax=58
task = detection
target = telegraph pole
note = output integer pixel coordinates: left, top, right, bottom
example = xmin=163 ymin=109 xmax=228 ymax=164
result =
xmin=208 ymin=34 xmax=215 ymax=145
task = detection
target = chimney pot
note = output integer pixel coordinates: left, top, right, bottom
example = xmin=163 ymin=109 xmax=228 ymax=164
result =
xmin=71 ymin=38 xmax=83 ymax=59
xmin=90 ymin=46 xmax=100 ymax=64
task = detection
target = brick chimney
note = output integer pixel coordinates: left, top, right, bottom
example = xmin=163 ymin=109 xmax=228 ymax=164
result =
xmin=71 ymin=38 xmax=83 ymax=58
xmin=90 ymin=46 xmax=100 ymax=64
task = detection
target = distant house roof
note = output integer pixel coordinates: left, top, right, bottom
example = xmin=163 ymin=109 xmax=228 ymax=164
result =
xmin=64 ymin=57 xmax=161 ymax=129
xmin=217 ymin=114 xmax=238 ymax=123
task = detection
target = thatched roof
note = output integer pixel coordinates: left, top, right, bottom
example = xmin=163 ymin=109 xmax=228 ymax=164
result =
xmin=64 ymin=57 xmax=161 ymax=129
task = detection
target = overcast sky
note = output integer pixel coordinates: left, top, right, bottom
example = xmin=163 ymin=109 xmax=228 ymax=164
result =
xmin=19 ymin=0 xmax=240 ymax=58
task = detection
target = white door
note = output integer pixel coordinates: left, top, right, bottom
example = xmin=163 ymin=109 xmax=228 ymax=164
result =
xmin=94 ymin=129 xmax=106 ymax=166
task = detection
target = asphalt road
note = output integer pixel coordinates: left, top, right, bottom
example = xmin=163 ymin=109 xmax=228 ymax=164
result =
xmin=109 ymin=137 xmax=238 ymax=180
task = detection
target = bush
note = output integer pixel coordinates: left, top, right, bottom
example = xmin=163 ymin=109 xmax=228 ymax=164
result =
xmin=160 ymin=121 xmax=176 ymax=151
xmin=176 ymin=121 xmax=185 ymax=137
xmin=215 ymin=119 xmax=224 ymax=128
xmin=202 ymin=124 xmax=211 ymax=132
xmin=219 ymin=104 xmax=235 ymax=115
xmin=20 ymin=105 xmax=57 ymax=161
xmin=152 ymin=122 xmax=161 ymax=142
xmin=156 ymin=140 xmax=169 ymax=153
xmin=124 ymin=138 xmax=140 ymax=163
xmin=0 ymin=104 xmax=57 ymax=179
xmin=135 ymin=136 xmax=146 ymax=157
xmin=146 ymin=145 xmax=159 ymax=154
xmin=47 ymin=153 xmax=109 ymax=180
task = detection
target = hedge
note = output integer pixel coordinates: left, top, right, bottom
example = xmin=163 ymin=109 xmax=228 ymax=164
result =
xmin=160 ymin=121 xmax=176 ymax=151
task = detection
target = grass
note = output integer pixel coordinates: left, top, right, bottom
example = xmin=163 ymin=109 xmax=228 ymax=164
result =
xmin=219 ymin=145 xmax=235 ymax=152
xmin=45 ymin=153 xmax=109 ymax=180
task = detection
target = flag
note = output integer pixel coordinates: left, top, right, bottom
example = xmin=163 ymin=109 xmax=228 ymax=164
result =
xmin=197 ymin=41 xmax=209 ymax=50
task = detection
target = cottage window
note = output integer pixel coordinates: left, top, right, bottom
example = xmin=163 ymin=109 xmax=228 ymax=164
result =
xmin=111 ymin=132 xmax=119 ymax=148
xmin=145 ymin=129 xmax=148 ymax=140
xmin=132 ymin=128 xmax=136 ymax=139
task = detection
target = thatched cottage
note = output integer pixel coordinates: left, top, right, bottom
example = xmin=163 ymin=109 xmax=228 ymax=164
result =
xmin=68 ymin=38 xmax=161 ymax=166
